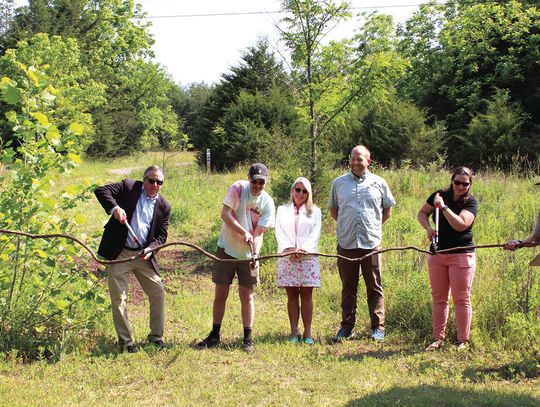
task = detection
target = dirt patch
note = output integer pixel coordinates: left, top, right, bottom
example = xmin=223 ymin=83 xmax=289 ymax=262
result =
xmin=81 ymin=249 xmax=213 ymax=306
xmin=108 ymin=167 xmax=139 ymax=176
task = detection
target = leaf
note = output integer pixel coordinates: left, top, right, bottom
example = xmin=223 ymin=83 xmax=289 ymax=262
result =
xmin=74 ymin=213 xmax=86 ymax=224
xmin=63 ymin=185 xmax=78 ymax=195
xmin=35 ymin=326 xmax=46 ymax=333
xmin=69 ymin=122 xmax=85 ymax=135
xmin=3 ymin=85 xmax=21 ymax=105
xmin=30 ymin=112 xmax=50 ymax=127
xmin=34 ymin=249 xmax=48 ymax=259
xmin=55 ymin=299 xmax=69 ymax=310
xmin=67 ymin=153 xmax=82 ymax=164
xmin=28 ymin=68 xmax=40 ymax=86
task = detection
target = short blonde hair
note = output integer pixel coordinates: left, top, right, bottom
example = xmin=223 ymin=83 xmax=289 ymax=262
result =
xmin=289 ymin=177 xmax=314 ymax=217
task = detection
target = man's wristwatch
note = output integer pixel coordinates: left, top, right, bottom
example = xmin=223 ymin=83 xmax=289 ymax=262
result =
xmin=441 ymin=205 xmax=448 ymax=212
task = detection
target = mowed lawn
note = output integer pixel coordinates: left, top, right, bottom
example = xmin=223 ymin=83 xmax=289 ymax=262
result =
xmin=0 ymin=152 xmax=539 ymax=406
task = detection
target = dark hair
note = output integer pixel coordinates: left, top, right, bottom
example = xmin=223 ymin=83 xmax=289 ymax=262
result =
xmin=441 ymin=166 xmax=473 ymax=208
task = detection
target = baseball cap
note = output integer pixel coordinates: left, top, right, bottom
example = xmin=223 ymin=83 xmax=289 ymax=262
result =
xmin=248 ymin=163 xmax=269 ymax=181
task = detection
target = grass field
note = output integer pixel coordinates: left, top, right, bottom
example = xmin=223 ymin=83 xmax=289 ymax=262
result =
xmin=0 ymin=152 xmax=539 ymax=406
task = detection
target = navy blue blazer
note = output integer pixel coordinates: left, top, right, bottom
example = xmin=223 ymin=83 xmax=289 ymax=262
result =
xmin=95 ymin=179 xmax=171 ymax=274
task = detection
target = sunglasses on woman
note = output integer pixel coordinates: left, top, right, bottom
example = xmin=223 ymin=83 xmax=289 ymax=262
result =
xmin=147 ymin=177 xmax=164 ymax=186
xmin=453 ymin=180 xmax=470 ymax=187
xmin=294 ymin=187 xmax=308 ymax=194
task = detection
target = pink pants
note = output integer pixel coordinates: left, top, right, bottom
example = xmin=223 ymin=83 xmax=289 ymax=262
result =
xmin=427 ymin=252 xmax=476 ymax=343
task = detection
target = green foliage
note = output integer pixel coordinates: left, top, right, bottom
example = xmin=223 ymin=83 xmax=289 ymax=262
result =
xmin=0 ymin=33 xmax=106 ymax=151
xmin=353 ymin=96 xmax=446 ymax=167
xmin=398 ymin=0 xmax=540 ymax=167
xmin=465 ymin=89 xmax=538 ymax=167
xmin=193 ymin=39 xmax=296 ymax=171
xmin=0 ymin=68 xmax=107 ymax=359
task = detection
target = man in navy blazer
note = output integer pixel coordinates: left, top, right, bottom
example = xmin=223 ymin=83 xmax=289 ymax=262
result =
xmin=95 ymin=165 xmax=171 ymax=353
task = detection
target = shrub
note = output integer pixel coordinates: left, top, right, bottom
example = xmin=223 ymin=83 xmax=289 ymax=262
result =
xmin=0 ymin=68 xmax=107 ymax=359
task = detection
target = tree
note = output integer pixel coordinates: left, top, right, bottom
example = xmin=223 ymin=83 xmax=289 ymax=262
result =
xmin=279 ymin=0 xmax=351 ymax=179
xmin=0 ymin=0 xmax=15 ymax=53
xmin=0 ymin=67 xmax=107 ymax=358
xmin=0 ymin=33 xmax=106 ymax=151
xmin=3 ymin=0 xmax=181 ymax=158
xmin=192 ymin=38 xmax=294 ymax=169
xmin=398 ymin=0 xmax=540 ymax=166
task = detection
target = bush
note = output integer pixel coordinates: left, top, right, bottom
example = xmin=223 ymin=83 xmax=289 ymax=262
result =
xmin=0 ymin=68 xmax=107 ymax=359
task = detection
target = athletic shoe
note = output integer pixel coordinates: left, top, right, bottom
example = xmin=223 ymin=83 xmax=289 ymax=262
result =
xmin=371 ymin=327 xmax=385 ymax=342
xmin=332 ymin=326 xmax=353 ymax=342
xmin=197 ymin=333 xmax=220 ymax=349
xmin=242 ymin=338 xmax=254 ymax=353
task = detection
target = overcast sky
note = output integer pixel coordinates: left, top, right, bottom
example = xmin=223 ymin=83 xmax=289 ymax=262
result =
xmin=141 ymin=0 xmax=428 ymax=85
xmin=13 ymin=1 xmax=437 ymax=85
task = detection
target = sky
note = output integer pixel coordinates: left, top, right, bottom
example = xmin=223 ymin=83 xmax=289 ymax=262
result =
xmin=13 ymin=0 xmax=437 ymax=85
xmin=140 ymin=0 xmax=428 ymax=85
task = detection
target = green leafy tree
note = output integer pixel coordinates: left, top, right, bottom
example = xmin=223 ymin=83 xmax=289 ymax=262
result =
xmin=0 ymin=67 xmax=107 ymax=358
xmin=279 ymin=0 xmax=351 ymax=179
xmin=192 ymin=38 xmax=294 ymax=169
xmin=399 ymin=0 xmax=540 ymax=166
xmin=0 ymin=33 xmax=106 ymax=151
xmin=205 ymin=88 xmax=299 ymax=171
xmin=3 ymin=0 xmax=181 ymax=158
xmin=465 ymin=89 xmax=535 ymax=166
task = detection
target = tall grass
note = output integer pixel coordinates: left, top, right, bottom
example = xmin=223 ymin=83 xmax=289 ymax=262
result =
xmin=66 ymin=153 xmax=539 ymax=351
xmin=1 ymin=152 xmax=539 ymax=405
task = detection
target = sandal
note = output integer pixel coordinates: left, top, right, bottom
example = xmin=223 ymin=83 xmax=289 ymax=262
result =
xmin=425 ymin=339 xmax=444 ymax=351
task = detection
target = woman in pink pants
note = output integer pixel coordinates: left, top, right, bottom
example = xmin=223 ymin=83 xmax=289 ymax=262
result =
xmin=417 ymin=167 xmax=478 ymax=351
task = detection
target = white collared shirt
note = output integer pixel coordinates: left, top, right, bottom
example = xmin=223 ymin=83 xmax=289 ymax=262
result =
xmin=275 ymin=202 xmax=322 ymax=253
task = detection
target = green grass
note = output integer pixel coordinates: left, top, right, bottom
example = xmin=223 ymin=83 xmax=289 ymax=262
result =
xmin=1 ymin=152 xmax=539 ymax=405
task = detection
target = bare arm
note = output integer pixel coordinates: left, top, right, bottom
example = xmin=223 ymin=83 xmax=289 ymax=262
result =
xmin=418 ymin=202 xmax=436 ymax=241
xmin=434 ymin=193 xmax=475 ymax=232
xmin=382 ymin=207 xmax=392 ymax=224
xmin=330 ymin=207 xmax=338 ymax=221
xmin=221 ymin=204 xmax=252 ymax=243
xmin=251 ymin=225 xmax=267 ymax=255
xmin=505 ymin=235 xmax=539 ymax=250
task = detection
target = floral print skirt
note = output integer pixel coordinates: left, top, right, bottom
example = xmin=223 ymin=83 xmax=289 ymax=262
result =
xmin=277 ymin=255 xmax=321 ymax=287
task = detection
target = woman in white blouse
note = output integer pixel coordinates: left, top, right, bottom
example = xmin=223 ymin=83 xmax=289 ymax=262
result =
xmin=275 ymin=177 xmax=322 ymax=344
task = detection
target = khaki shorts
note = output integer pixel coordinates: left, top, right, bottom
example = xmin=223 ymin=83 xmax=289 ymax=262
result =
xmin=212 ymin=247 xmax=259 ymax=289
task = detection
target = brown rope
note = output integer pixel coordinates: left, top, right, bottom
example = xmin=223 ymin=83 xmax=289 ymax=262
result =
xmin=0 ymin=228 xmax=511 ymax=265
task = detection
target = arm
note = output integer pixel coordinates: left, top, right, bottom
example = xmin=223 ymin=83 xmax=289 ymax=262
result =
xmin=251 ymin=224 xmax=267 ymax=256
xmin=505 ymin=235 xmax=539 ymax=250
xmin=274 ymin=206 xmax=295 ymax=253
xmin=221 ymin=204 xmax=252 ymax=243
xmin=300 ymin=208 xmax=322 ymax=253
xmin=94 ymin=180 xmax=128 ymax=223
xmin=433 ymin=193 xmax=475 ymax=232
xmin=330 ymin=207 xmax=338 ymax=221
xmin=418 ymin=202 xmax=436 ymax=241
xmin=505 ymin=215 xmax=539 ymax=250
xmin=382 ymin=207 xmax=392 ymax=224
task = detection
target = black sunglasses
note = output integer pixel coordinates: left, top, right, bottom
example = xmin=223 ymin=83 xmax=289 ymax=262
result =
xmin=453 ymin=180 xmax=470 ymax=187
xmin=147 ymin=177 xmax=164 ymax=186
xmin=294 ymin=187 xmax=308 ymax=194
xmin=250 ymin=179 xmax=266 ymax=186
